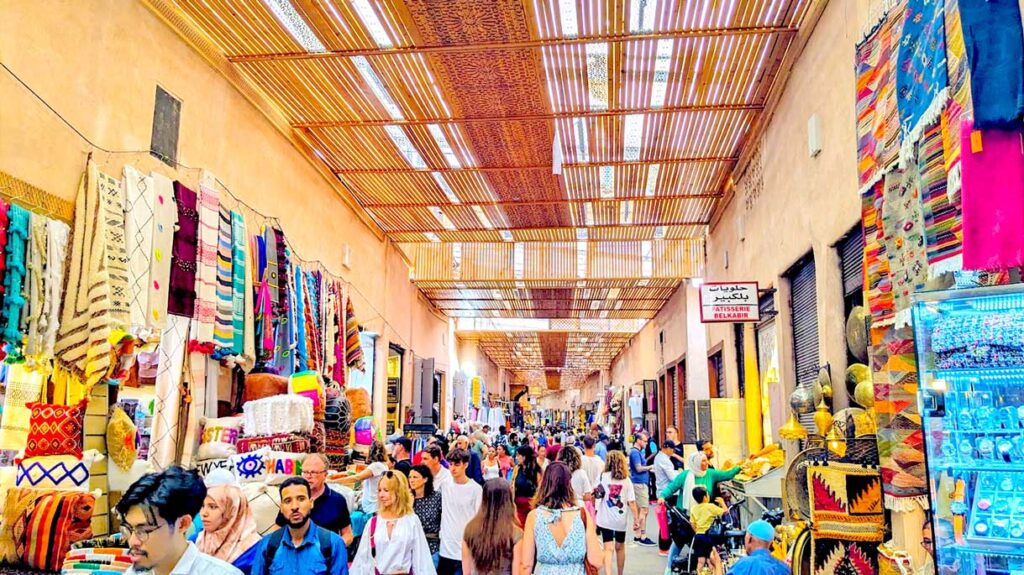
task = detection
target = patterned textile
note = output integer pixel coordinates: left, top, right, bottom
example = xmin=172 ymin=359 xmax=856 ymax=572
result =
xmin=808 ymin=462 xmax=885 ymax=542
xmin=309 ymin=421 xmax=326 ymax=453
xmin=0 ymin=204 xmax=29 ymax=361
xmin=230 ymin=211 xmax=247 ymax=357
xmin=881 ymin=167 xmax=928 ymax=324
xmin=345 ymin=297 xmax=364 ymax=370
xmin=98 ymin=171 xmax=130 ymax=328
xmin=240 ymin=215 xmax=255 ymax=372
xmin=230 ymin=448 xmax=269 ymax=483
xmin=168 ymin=182 xmax=198 ymax=318
xmin=325 ymin=429 xmax=348 ymax=453
xmin=0 ymin=487 xmax=47 ymax=564
xmin=241 ymin=395 xmax=314 ymax=437
xmin=149 ymin=314 xmax=190 ymax=470
xmin=856 ymin=8 xmax=903 ymax=188
xmin=196 ymin=416 xmax=243 ymax=461
xmin=942 ymin=0 xmax=972 ymax=193
xmin=235 ymin=433 xmax=310 ymax=455
xmin=22 ymin=214 xmax=48 ymax=364
xmin=289 ymin=370 xmax=324 ymax=410
xmin=41 ymin=219 xmax=70 ymax=359
xmin=265 ymin=451 xmax=305 ymax=485
xmin=813 ymin=538 xmax=879 ymax=575
xmin=22 ymin=490 xmax=95 ymax=571
xmin=56 ymin=161 xmax=115 ymax=388
xmin=194 ymin=458 xmax=233 ymax=478
xmin=0 ymin=365 xmax=45 ymax=451
xmin=0 ymin=201 xmax=9 ymax=306
xmin=213 ymin=207 xmax=234 ymax=352
xmin=959 ymin=0 xmax=1024 ymax=128
xmin=148 ymin=173 xmax=176 ymax=331
xmin=253 ymin=234 xmax=273 ymax=364
xmin=960 ymin=120 xmax=1024 ymax=270
xmin=918 ymin=121 xmax=962 ymax=275
xmin=895 ymin=0 xmax=948 ymax=163
xmin=862 ymin=180 xmax=896 ymax=326
xmin=193 ymin=182 xmax=220 ymax=347
xmin=292 ymin=264 xmax=308 ymax=370
xmin=15 ymin=454 xmax=93 ymax=490
xmin=63 ymin=547 xmax=132 ymax=573
xmin=23 ymin=401 xmax=86 ymax=458
xmin=106 ymin=406 xmax=138 ymax=471
xmin=123 ymin=166 xmax=156 ymax=339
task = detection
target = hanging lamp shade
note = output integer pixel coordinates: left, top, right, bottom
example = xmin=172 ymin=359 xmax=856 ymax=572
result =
xmin=779 ymin=413 xmax=808 ymax=440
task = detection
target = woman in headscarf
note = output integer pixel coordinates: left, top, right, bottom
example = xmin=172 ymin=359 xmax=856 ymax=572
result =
xmin=195 ymin=484 xmax=263 ymax=574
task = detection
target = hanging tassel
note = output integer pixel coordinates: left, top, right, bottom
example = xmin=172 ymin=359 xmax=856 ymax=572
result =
xmin=552 ymin=122 xmax=563 ymax=175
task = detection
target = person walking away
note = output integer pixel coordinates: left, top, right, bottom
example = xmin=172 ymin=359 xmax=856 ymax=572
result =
xmin=462 ymin=478 xmax=523 ymax=575
xmin=689 ymin=487 xmax=727 ymax=574
xmin=510 ymin=445 xmax=543 ymax=527
xmin=555 ymin=445 xmax=593 ymax=509
xmin=338 ymin=440 xmax=391 ymax=515
xmin=724 ymin=520 xmax=787 ymax=575
xmin=580 ymin=438 xmax=605 ymax=488
xmin=652 ymin=441 xmax=679 ymax=556
xmin=392 ymin=437 xmax=414 ymax=477
xmin=424 ymin=444 xmax=454 ymax=490
xmin=520 ymin=462 xmax=604 ymax=575
xmin=250 ymin=477 xmax=348 ymax=575
xmin=438 ymin=448 xmax=484 ymax=575
xmin=457 ymin=435 xmax=486 ymax=485
xmin=594 ymin=451 xmax=639 ymax=575
xmin=594 ymin=434 xmax=609 ymax=462
xmin=409 ymin=464 xmax=444 ymax=566
xmin=350 ymin=469 xmax=437 ymax=575
xmin=628 ymin=433 xmax=655 ymax=546
xmin=497 ymin=444 xmax=514 ymax=479
xmin=483 ymin=446 xmax=502 ymax=480
xmin=119 ymin=466 xmax=243 ymax=575
xmin=273 ymin=453 xmax=354 ymax=545
xmin=196 ymin=483 xmax=263 ymax=574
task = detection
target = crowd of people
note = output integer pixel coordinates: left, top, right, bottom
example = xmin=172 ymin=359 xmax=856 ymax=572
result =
xmin=113 ymin=423 xmax=789 ymax=575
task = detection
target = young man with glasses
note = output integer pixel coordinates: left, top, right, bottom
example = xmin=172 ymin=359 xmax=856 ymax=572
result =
xmin=274 ymin=453 xmax=353 ymax=545
xmin=437 ymin=448 xmax=482 ymax=575
xmin=251 ymin=476 xmax=348 ymax=575
xmin=117 ymin=466 xmax=242 ymax=575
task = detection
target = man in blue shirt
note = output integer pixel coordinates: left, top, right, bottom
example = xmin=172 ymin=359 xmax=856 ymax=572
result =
xmin=726 ymin=520 xmax=789 ymax=575
xmin=629 ymin=432 xmax=655 ymax=546
xmin=251 ymin=477 xmax=348 ymax=575
xmin=595 ymin=433 xmax=609 ymax=461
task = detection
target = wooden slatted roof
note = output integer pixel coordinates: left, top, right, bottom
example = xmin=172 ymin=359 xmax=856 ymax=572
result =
xmin=150 ymin=0 xmax=817 ymax=388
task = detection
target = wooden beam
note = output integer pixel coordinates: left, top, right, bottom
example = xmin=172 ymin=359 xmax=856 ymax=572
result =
xmin=362 ymin=192 xmax=723 ymax=209
xmin=337 ymin=157 xmax=737 ymax=175
xmin=383 ymin=220 xmax=708 ymax=234
xmin=295 ymin=104 xmax=764 ymax=128
xmin=228 ymin=26 xmax=798 ymax=62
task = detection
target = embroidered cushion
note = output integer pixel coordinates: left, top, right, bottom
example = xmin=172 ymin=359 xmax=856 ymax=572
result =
xmin=23 ymin=490 xmax=95 ymax=571
xmin=196 ymin=416 xmax=243 ymax=460
xmin=241 ymin=482 xmax=282 ymax=535
xmin=194 ymin=458 xmax=233 ymax=478
xmin=242 ymin=395 xmax=313 ymax=437
xmin=235 ymin=433 xmax=310 ymax=454
xmin=309 ymin=422 xmax=326 ymax=453
xmin=265 ymin=451 xmax=306 ymax=485
xmin=106 ymin=406 xmax=138 ymax=471
xmin=230 ymin=447 xmax=270 ymax=484
xmin=15 ymin=450 xmax=102 ymax=491
xmin=24 ymin=400 xmax=87 ymax=458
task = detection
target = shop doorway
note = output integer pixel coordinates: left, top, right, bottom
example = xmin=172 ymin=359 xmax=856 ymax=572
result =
xmin=386 ymin=344 xmax=404 ymax=435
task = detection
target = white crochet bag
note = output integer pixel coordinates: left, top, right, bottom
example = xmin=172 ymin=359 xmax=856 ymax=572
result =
xmin=242 ymin=394 xmax=314 ymax=437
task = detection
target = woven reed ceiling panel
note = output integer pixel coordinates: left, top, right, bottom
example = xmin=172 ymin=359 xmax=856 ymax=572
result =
xmin=153 ymin=0 xmax=814 ymax=386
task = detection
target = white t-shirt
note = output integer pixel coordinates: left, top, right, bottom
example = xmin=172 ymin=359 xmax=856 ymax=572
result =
xmin=571 ymin=468 xmax=592 ymax=506
xmin=439 ymin=479 xmax=482 ymax=560
xmin=360 ymin=461 xmax=389 ymax=514
xmin=433 ymin=466 xmax=453 ymax=491
xmin=653 ymin=452 xmax=679 ymax=494
xmin=582 ymin=454 xmax=605 ymax=487
xmin=628 ymin=395 xmax=643 ymax=419
xmin=483 ymin=461 xmax=501 ymax=480
xmin=595 ymin=472 xmax=636 ymax=533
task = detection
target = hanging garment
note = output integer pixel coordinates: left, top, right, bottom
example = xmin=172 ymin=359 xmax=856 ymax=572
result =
xmin=230 ymin=211 xmax=246 ymax=356
xmin=959 ymin=0 xmax=1024 ymax=128
xmin=169 ymin=182 xmax=199 ymax=318
xmin=213 ymin=206 xmax=233 ymax=353
xmin=22 ymin=213 xmax=48 ymax=364
xmin=960 ymin=121 xmax=1024 ymax=270
xmin=0 ymin=201 xmax=9 ymax=307
xmin=123 ymin=166 xmax=155 ymax=338
xmin=193 ymin=183 xmax=220 ymax=346
xmin=0 ymin=364 xmax=44 ymax=450
xmin=253 ymin=234 xmax=272 ymax=363
xmin=292 ymin=263 xmax=308 ymax=370
xmin=345 ymin=296 xmax=364 ymax=370
xmin=96 ymin=171 xmax=131 ymax=329
xmin=148 ymin=173 xmax=176 ymax=332
xmin=239 ymin=217 xmax=255 ymax=372
xmin=895 ymin=0 xmax=949 ymax=164
xmin=42 ymin=219 xmax=70 ymax=359
xmin=1 ymin=204 xmax=30 ymax=360
xmin=273 ymin=242 xmax=295 ymax=377
xmin=149 ymin=314 xmax=190 ymax=470
xmin=55 ymin=161 xmax=115 ymax=388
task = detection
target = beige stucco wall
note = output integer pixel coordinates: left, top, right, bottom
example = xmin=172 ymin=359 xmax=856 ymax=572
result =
xmin=611 ymin=283 xmax=689 ymax=386
xmin=0 ymin=0 xmax=448 ymax=427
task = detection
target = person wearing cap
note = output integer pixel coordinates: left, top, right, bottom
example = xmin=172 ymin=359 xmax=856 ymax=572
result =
xmin=725 ymin=520 xmax=788 ymax=575
xmin=595 ymin=433 xmax=609 ymax=461
xmin=391 ymin=436 xmax=413 ymax=477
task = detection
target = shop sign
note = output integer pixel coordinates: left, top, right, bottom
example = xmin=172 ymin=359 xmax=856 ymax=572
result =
xmin=699 ymin=282 xmax=760 ymax=323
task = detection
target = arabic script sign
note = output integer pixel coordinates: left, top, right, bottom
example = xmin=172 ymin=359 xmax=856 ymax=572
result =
xmin=699 ymin=282 xmax=760 ymax=323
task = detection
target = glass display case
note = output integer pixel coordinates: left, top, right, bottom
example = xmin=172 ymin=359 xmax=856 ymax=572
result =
xmin=914 ymin=284 xmax=1024 ymax=574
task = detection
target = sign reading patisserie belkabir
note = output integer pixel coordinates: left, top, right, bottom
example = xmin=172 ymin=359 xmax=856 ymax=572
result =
xmin=699 ymin=282 xmax=760 ymax=323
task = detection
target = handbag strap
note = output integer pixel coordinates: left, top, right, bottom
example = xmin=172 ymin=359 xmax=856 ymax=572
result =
xmin=370 ymin=515 xmax=380 ymax=575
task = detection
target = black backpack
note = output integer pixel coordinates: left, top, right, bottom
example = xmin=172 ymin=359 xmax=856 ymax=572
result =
xmin=261 ymin=525 xmax=334 ymax=573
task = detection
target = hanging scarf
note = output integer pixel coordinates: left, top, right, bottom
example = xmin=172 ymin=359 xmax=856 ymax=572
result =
xmin=42 ymin=219 xmax=70 ymax=358
xmin=960 ymin=121 xmax=1024 ymax=270
xmin=273 ymin=245 xmax=295 ymax=377
xmin=1 ymin=204 xmax=30 ymax=360
xmin=959 ymin=0 xmax=1024 ymax=129
xmin=55 ymin=160 xmax=114 ymax=387
xmin=212 ymin=206 xmax=234 ymax=354
xmin=169 ymin=182 xmax=199 ymax=318
xmin=123 ymin=166 xmax=155 ymax=339
xmin=193 ymin=182 xmax=220 ymax=348
xmin=302 ymin=270 xmax=322 ymax=372
xmin=230 ymin=211 xmax=246 ymax=356
xmin=148 ymin=172 xmax=176 ymax=332
xmin=98 ymin=171 xmax=130 ymax=328
xmin=195 ymin=485 xmax=262 ymax=563
xmin=239 ymin=218 xmax=256 ymax=372
xmin=253 ymin=234 xmax=273 ymax=363
xmin=22 ymin=213 xmax=48 ymax=364
xmin=345 ymin=296 xmax=364 ymax=370
xmin=0 ymin=200 xmax=9 ymax=305
xmin=293 ymin=263 xmax=308 ymax=370
xmin=149 ymin=315 xmax=190 ymax=470
xmin=681 ymin=452 xmax=708 ymax=512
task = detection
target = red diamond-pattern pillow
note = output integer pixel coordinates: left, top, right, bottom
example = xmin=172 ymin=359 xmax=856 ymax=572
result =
xmin=24 ymin=400 xmax=86 ymax=458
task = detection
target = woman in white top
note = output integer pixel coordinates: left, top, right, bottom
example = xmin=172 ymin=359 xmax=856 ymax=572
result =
xmin=339 ymin=440 xmax=391 ymax=514
xmin=351 ymin=469 xmax=437 ymax=575
xmin=555 ymin=445 xmax=593 ymax=508
xmin=594 ymin=451 xmax=638 ymax=575
xmin=482 ymin=445 xmax=502 ymax=481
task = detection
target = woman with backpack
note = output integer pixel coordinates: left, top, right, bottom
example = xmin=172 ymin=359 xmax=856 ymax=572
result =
xmin=350 ymin=470 xmax=437 ymax=575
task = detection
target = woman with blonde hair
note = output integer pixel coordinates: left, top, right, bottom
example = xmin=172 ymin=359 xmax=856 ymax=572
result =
xmin=594 ymin=451 xmax=639 ymax=575
xmin=351 ymin=470 xmax=437 ymax=575
xmin=463 ymin=478 xmax=523 ymax=575
xmin=195 ymin=484 xmax=262 ymax=574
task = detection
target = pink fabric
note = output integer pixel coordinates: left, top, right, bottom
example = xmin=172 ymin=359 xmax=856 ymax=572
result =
xmin=656 ymin=501 xmax=669 ymax=540
xmin=961 ymin=120 xmax=1024 ymax=270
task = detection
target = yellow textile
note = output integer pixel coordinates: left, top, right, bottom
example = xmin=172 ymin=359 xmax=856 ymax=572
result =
xmin=47 ymin=367 xmax=89 ymax=406
xmin=0 ymin=365 xmax=45 ymax=451
xmin=691 ymin=502 xmax=726 ymax=534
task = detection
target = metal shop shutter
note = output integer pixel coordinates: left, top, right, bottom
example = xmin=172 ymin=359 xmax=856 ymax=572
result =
xmin=788 ymin=255 xmax=819 ymax=431
xmin=838 ymin=229 xmax=864 ymax=298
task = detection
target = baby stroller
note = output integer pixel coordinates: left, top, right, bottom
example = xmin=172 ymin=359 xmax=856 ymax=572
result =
xmin=666 ymin=506 xmax=697 ymax=574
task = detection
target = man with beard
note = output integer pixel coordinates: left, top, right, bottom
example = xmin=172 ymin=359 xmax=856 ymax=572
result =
xmin=273 ymin=453 xmax=354 ymax=545
xmin=250 ymin=477 xmax=348 ymax=575
xmin=118 ymin=466 xmax=241 ymax=575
